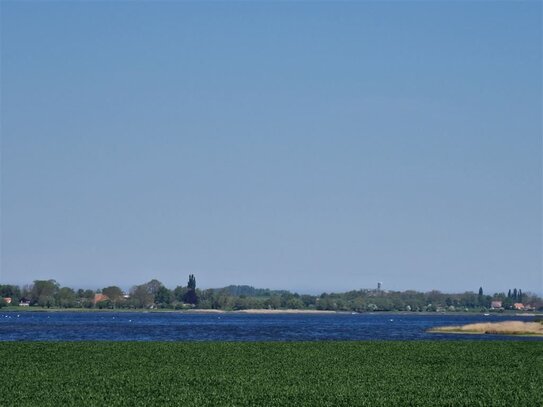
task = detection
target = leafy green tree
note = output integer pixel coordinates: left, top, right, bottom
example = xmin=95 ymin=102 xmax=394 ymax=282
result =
xmin=300 ymin=295 xmax=316 ymax=308
xmin=128 ymin=280 xmax=165 ymax=307
xmin=481 ymin=295 xmax=492 ymax=309
xmin=155 ymin=286 xmax=172 ymax=306
xmin=0 ymin=284 xmax=21 ymax=305
xmin=502 ymin=297 xmax=514 ymax=309
xmin=286 ymin=297 xmax=304 ymax=309
xmin=266 ymin=295 xmax=281 ymax=309
xmin=213 ymin=292 xmax=234 ymax=309
xmin=31 ymin=280 xmax=60 ymax=307
xmin=197 ymin=289 xmax=215 ymax=308
xmin=102 ymin=286 xmax=124 ymax=307
xmin=76 ymin=289 xmax=95 ymax=300
xmin=96 ymin=300 xmax=111 ymax=309
xmin=145 ymin=280 xmax=164 ymax=296
xmin=0 ymin=284 xmax=21 ymax=299
xmin=57 ymin=287 xmax=76 ymax=308
xmin=130 ymin=285 xmax=154 ymax=308
xmin=459 ymin=292 xmax=477 ymax=308
xmin=74 ymin=289 xmax=95 ymax=308
xmin=173 ymin=286 xmax=188 ymax=302
xmin=426 ymin=290 xmax=443 ymax=306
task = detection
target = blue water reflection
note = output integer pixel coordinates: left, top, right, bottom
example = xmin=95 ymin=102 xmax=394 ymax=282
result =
xmin=0 ymin=312 xmax=541 ymax=342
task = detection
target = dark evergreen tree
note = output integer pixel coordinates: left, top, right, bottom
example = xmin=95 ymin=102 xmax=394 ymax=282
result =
xmin=507 ymin=289 xmax=512 ymax=298
xmin=188 ymin=274 xmax=196 ymax=291
xmin=518 ymin=289 xmax=523 ymax=303
xmin=184 ymin=274 xmax=198 ymax=305
xmin=183 ymin=290 xmax=198 ymax=305
xmin=513 ymin=288 xmax=518 ymax=301
xmin=477 ymin=287 xmax=484 ymax=306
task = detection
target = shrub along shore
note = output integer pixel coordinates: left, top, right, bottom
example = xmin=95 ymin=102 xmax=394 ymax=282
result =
xmin=2 ymin=278 xmax=542 ymax=313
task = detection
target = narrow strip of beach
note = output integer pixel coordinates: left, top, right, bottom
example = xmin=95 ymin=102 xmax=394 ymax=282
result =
xmin=186 ymin=309 xmax=338 ymax=315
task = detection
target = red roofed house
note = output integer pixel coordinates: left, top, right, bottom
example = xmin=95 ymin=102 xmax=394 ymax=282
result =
xmin=490 ymin=301 xmax=502 ymax=309
xmin=93 ymin=293 xmax=109 ymax=305
xmin=2 ymin=297 xmax=12 ymax=305
xmin=513 ymin=303 xmax=525 ymax=310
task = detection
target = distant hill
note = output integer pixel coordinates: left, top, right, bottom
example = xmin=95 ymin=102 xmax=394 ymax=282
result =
xmin=210 ymin=285 xmax=290 ymax=297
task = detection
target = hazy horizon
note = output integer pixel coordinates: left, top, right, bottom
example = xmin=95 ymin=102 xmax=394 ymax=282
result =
xmin=1 ymin=2 xmax=541 ymax=295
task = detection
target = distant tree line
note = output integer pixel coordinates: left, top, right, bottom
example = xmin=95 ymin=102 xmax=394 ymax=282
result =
xmin=1 ymin=279 xmax=542 ymax=312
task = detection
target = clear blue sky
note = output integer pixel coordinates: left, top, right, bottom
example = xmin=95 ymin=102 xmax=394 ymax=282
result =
xmin=1 ymin=1 xmax=541 ymax=294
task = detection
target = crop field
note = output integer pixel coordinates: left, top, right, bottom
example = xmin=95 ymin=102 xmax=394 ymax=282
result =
xmin=1 ymin=341 xmax=542 ymax=406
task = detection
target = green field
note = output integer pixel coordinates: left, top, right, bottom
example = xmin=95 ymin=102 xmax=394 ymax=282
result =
xmin=1 ymin=341 xmax=542 ymax=406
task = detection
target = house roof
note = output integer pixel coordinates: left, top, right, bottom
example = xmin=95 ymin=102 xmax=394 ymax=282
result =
xmin=93 ymin=293 xmax=109 ymax=304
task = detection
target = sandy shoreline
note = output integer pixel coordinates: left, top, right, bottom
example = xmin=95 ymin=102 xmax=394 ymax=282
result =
xmin=186 ymin=309 xmax=338 ymax=315
xmin=3 ymin=307 xmax=542 ymax=317
xmin=1 ymin=307 xmax=339 ymax=315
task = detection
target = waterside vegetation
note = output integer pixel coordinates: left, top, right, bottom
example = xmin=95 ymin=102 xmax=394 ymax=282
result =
xmin=428 ymin=320 xmax=543 ymax=336
xmin=1 ymin=277 xmax=541 ymax=313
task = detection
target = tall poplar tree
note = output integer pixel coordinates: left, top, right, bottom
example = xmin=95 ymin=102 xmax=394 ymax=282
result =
xmin=184 ymin=274 xmax=198 ymax=305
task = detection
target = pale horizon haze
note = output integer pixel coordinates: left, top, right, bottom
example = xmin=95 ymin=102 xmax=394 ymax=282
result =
xmin=1 ymin=1 xmax=542 ymax=295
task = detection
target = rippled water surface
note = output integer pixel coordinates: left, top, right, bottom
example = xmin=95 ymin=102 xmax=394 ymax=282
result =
xmin=0 ymin=312 xmax=541 ymax=341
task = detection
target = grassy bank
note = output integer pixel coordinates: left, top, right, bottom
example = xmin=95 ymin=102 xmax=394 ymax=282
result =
xmin=1 ymin=342 xmax=542 ymax=406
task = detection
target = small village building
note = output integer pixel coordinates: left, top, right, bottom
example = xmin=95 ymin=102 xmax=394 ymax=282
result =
xmin=93 ymin=293 xmax=109 ymax=304
xmin=2 ymin=297 xmax=12 ymax=305
xmin=19 ymin=298 xmax=31 ymax=306
xmin=490 ymin=301 xmax=502 ymax=309
xmin=513 ymin=303 xmax=525 ymax=310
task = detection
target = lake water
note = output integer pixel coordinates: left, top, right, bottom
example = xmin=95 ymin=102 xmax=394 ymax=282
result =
xmin=0 ymin=312 xmax=541 ymax=342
